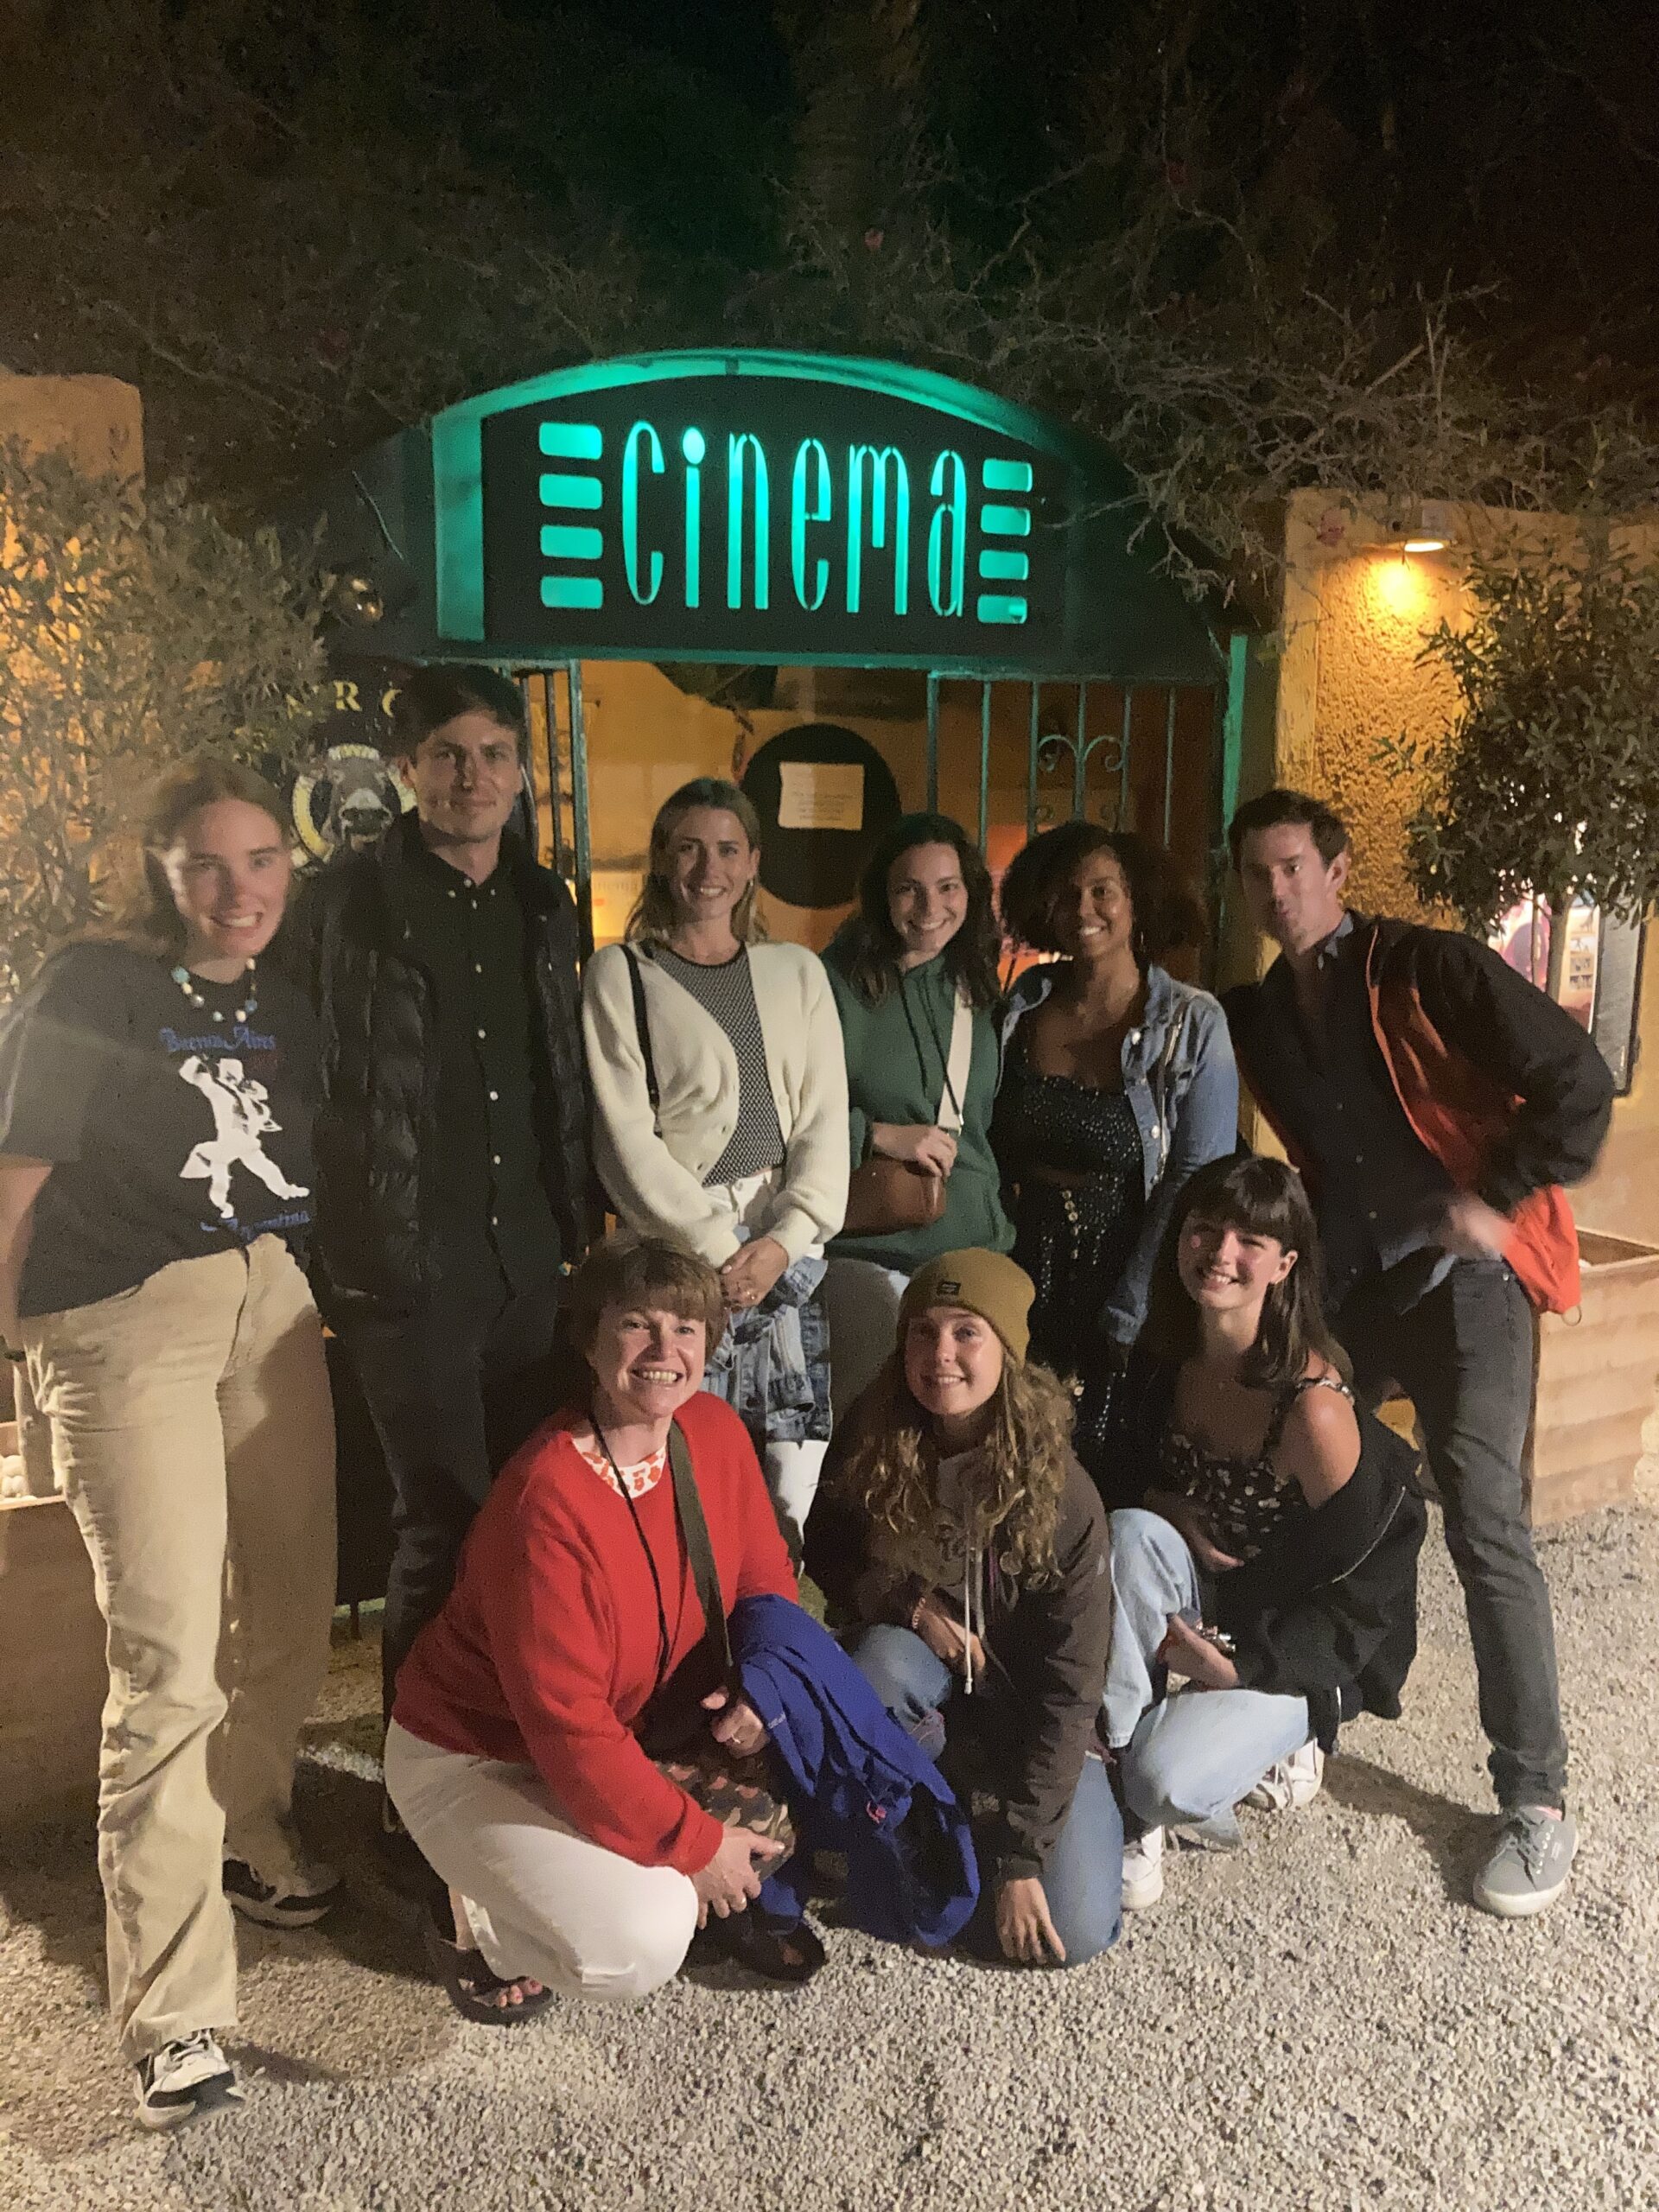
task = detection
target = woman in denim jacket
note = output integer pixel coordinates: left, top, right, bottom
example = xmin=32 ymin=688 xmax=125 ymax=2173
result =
xmin=993 ymin=825 xmax=1238 ymax=1488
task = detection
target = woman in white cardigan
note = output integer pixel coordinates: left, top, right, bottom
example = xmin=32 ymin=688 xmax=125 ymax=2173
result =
xmin=582 ymin=779 xmax=849 ymax=1538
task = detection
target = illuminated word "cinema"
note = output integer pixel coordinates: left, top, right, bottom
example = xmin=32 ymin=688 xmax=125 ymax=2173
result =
xmin=537 ymin=419 xmax=1036 ymax=628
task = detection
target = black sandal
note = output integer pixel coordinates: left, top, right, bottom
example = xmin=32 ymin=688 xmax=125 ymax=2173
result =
xmin=423 ymin=1904 xmax=556 ymax=2026
xmin=697 ymin=1905 xmax=826 ymax=1985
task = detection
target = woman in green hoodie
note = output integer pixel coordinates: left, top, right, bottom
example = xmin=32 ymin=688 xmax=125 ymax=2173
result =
xmin=822 ymin=813 xmax=1012 ymax=1421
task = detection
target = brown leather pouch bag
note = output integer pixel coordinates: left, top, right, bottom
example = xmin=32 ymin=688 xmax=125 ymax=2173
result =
xmin=840 ymin=1156 xmax=948 ymax=1236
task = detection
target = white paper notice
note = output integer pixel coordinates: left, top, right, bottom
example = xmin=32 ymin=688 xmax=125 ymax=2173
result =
xmin=776 ymin=761 xmax=866 ymax=832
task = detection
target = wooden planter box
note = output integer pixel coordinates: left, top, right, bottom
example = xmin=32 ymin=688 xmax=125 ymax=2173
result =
xmin=0 ymin=1494 xmax=103 ymax=1826
xmin=1530 ymin=1231 xmax=1659 ymax=1524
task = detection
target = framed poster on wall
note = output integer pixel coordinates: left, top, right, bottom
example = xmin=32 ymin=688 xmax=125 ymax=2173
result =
xmin=1487 ymin=895 xmax=1644 ymax=1095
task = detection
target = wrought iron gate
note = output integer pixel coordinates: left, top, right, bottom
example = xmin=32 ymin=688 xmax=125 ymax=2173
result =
xmin=516 ymin=657 xmax=1240 ymax=964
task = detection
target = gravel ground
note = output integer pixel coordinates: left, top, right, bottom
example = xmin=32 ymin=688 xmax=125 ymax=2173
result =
xmin=3 ymin=1503 xmax=1657 ymax=2212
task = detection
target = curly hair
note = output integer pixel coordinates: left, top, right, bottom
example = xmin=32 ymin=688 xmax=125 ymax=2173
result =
xmin=998 ymin=822 xmax=1205 ymax=964
xmin=833 ymin=811 xmax=1001 ymax=1009
xmin=832 ymin=1351 xmax=1077 ymax=1585
xmin=625 ymin=777 xmax=766 ymax=947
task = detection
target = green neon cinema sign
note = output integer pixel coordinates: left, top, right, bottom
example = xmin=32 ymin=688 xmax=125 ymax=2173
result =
xmin=434 ymin=351 xmax=1082 ymax=664
xmin=537 ymin=423 xmax=1025 ymax=620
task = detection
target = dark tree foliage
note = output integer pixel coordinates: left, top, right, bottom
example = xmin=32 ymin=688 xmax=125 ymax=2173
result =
xmin=1 ymin=0 xmax=1655 ymax=581
xmin=1389 ymin=542 xmax=1659 ymax=994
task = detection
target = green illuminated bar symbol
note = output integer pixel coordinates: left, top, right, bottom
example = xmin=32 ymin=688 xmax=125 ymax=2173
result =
xmin=538 ymin=435 xmax=605 ymax=612
xmin=982 ymin=458 xmax=1033 ymax=493
xmin=978 ymin=549 xmax=1028 ymax=581
xmin=541 ymin=576 xmax=604 ymax=610
xmin=538 ymin=474 xmax=602 ymax=509
xmin=539 ymin=422 xmax=604 ymax=461
xmin=980 ymin=504 xmax=1031 ymax=536
xmin=540 ymin=525 xmax=603 ymax=561
xmin=976 ymin=594 xmax=1027 ymax=625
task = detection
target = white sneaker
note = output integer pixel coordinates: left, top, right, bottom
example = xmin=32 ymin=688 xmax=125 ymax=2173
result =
xmin=134 ymin=2030 xmax=244 ymax=2131
xmin=1122 ymin=1827 xmax=1166 ymax=1910
xmin=1243 ymin=1740 xmax=1325 ymax=1812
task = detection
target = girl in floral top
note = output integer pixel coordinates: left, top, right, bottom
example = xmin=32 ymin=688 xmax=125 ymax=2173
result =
xmin=1101 ymin=1156 xmax=1424 ymax=1912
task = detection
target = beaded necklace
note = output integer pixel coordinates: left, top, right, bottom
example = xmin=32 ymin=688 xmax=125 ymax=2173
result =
xmin=170 ymin=958 xmax=257 ymax=1027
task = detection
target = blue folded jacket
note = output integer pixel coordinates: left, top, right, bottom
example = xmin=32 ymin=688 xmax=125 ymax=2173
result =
xmin=730 ymin=1592 xmax=979 ymax=1947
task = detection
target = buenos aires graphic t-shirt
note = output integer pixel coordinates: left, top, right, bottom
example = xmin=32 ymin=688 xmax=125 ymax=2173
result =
xmin=0 ymin=942 xmax=319 ymax=1318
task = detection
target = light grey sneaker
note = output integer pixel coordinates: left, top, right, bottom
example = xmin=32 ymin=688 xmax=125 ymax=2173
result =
xmin=1472 ymin=1808 xmax=1578 ymax=1919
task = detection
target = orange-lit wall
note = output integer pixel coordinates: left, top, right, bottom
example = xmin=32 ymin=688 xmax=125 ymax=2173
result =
xmin=1262 ymin=491 xmax=1659 ymax=1249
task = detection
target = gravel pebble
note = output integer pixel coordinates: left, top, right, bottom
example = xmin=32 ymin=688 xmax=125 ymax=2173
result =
xmin=3 ymin=1504 xmax=1656 ymax=2212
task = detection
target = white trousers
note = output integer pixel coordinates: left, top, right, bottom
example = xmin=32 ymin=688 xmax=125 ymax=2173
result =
xmin=384 ymin=1722 xmax=699 ymax=2003
xmin=765 ymin=1439 xmax=829 ymax=1550
xmin=823 ymin=1258 xmax=911 ymax=1427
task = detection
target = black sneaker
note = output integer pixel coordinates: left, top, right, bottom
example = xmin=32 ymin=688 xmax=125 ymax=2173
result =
xmin=134 ymin=2031 xmax=244 ymax=2131
xmin=222 ymin=1857 xmax=345 ymax=1929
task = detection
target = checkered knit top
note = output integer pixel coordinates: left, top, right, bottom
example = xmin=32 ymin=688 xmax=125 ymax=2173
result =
xmin=652 ymin=946 xmax=785 ymax=1184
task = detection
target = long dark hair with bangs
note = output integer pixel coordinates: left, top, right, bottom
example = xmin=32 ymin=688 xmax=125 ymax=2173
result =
xmin=1138 ymin=1155 xmax=1348 ymax=1390
xmin=834 ymin=811 xmax=1001 ymax=1008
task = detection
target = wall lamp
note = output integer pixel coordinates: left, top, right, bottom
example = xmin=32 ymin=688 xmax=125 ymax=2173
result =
xmin=1386 ymin=500 xmax=1457 ymax=556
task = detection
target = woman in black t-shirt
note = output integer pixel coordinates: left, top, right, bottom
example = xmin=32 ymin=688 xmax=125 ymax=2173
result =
xmin=0 ymin=758 xmax=339 ymax=2133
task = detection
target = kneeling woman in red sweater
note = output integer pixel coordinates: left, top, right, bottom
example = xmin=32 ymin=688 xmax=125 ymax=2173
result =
xmin=385 ymin=1235 xmax=800 ymax=2013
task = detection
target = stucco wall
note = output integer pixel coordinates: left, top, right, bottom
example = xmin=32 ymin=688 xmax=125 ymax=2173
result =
xmin=1273 ymin=489 xmax=1659 ymax=1249
xmin=0 ymin=371 xmax=143 ymax=478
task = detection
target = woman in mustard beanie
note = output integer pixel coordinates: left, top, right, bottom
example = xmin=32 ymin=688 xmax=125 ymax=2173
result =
xmin=804 ymin=1250 xmax=1121 ymax=1967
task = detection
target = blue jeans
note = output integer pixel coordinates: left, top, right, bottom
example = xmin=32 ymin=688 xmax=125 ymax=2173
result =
xmin=849 ymin=1623 xmax=1122 ymax=1967
xmin=1104 ymin=1510 xmax=1311 ymax=1832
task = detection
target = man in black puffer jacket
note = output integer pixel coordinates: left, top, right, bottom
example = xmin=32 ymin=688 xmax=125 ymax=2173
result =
xmin=283 ymin=665 xmax=591 ymax=1743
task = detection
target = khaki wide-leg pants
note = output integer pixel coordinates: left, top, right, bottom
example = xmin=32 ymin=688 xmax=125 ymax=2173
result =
xmin=24 ymin=1236 xmax=337 ymax=2059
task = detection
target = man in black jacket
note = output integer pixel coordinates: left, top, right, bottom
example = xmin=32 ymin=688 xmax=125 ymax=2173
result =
xmin=285 ymin=665 xmax=590 ymax=1746
xmin=1224 ymin=788 xmax=1614 ymax=1920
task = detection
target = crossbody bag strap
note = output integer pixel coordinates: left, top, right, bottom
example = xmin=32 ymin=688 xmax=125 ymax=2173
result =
xmin=622 ymin=945 xmax=663 ymax=1134
xmin=667 ymin=1420 xmax=733 ymax=1683
xmin=938 ymin=987 xmax=973 ymax=1135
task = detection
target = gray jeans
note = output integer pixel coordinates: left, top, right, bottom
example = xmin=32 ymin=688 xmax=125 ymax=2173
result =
xmin=1337 ymin=1257 xmax=1567 ymax=1810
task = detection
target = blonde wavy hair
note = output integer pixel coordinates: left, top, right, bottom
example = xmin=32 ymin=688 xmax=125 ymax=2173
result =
xmin=626 ymin=777 xmax=766 ymax=947
xmin=833 ymin=1351 xmax=1077 ymax=1586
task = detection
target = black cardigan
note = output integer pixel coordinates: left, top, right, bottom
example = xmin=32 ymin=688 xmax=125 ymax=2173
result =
xmin=1107 ymin=1357 xmax=1427 ymax=1750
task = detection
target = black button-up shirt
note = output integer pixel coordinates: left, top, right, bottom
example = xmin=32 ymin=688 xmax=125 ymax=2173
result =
xmin=399 ymin=836 xmax=560 ymax=1303
xmin=1255 ymin=913 xmax=1453 ymax=1306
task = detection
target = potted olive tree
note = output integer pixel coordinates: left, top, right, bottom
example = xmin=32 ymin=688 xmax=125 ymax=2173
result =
xmin=1390 ymin=538 xmax=1659 ymax=1002
xmin=1388 ymin=537 xmax=1659 ymax=1521
xmin=1 ymin=440 xmax=327 ymax=1001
